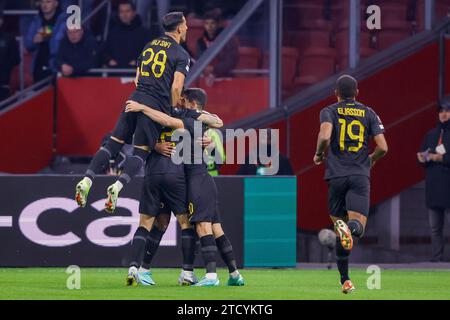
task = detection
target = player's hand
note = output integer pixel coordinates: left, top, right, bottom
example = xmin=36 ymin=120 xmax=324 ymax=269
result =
xmin=33 ymin=32 xmax=44 ymax=44
xmin=417 ymin=152 xmax=426 ymax=164
xmin=61 ymin=64 xmax=74 ymax=77
xmin=197 ymin=136 xmax=213 ymax=147
xmin=369 ymin=155 xmax=376 ymax=168
xmin=155 ymin=142 xmax=174 ymax=157
xmin=125 ymin=100 xmax=144 ymax=112
xmin=313 ymin=153 xmax=324 ymax=165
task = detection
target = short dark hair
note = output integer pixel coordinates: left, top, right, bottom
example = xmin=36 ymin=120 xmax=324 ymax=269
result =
xmin=336 ymin=74 xmax=358 ymax=99
xmin=162 ymin=11 xmax=184 ymax=32
xmin=439 ymin=97 xmax=450 ymax=112
xmin=184 ymin=88 xmax=207 ymax=110
xmin=118 ymin=0 xmax=136 ymax=11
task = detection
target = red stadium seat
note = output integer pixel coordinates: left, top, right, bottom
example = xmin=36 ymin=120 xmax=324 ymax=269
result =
xmin=335 ymin=30 xmax=375 ymax=52
xmin=297 ymin=0 xmax=326 ymax=21
xmin=297 ymin=47 xmax=336 ymax=80
xmin=9 ymin=51 xmax=34 ymax=93
xmin=379 ymin=2 xmax=408 ymax=22
xmin=293 ymin=75 xmax=321 ymax=91
xmin=338 ymin=47 xmax=378 ymax=70
xmin=412 ymin=0 xmax=449 ymax=31
xmin=376 ymin=20 xmax=412 ymax=50
xmin=289 ymin=30 xmax=331 ymax=53
xmin=298 ymin=18 xmax=331 ymax=31
xmin=235 ymin=46 xmax=261 ymax=70
xmin=186 ymin=18 xmax=204 ymax=57
xmin=262 ymin=47 xmax=299 ymax=90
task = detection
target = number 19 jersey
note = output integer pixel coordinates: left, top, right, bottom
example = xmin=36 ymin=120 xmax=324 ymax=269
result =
xmin=320 ymin=99 xmax=385 ymax=180
xmin=131 ymin=35 xmax=191 ymax=112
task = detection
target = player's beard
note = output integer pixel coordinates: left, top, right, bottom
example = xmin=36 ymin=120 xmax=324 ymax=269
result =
xmin=180 ymin=33 xmax=187 ymax=43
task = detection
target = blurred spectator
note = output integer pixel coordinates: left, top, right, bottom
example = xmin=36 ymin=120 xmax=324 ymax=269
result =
xmin=186 ymin=0 xmax=242 ymax=20
xmin=238 ymin=129 xmax=293 ymax=176
xmin=25 ymin=0 xmax=66 ymax=82
xmin=196 ymin=13 xmax=238 ymax=84
xmin=102 ymin=0 xmax=152 ymax=68
xmin=56 ymin=27 xmax=98 ymax=77
xmin=135 ymin=0 xmax=170 ymax=30
xmin=417 ymin=102 xmax=450 ymax=262
xmin=0 ymin=10 xmax=20 ymax=102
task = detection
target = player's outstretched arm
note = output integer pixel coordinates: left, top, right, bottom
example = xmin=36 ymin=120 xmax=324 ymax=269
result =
xmin=197 ymin=113 xmax=223 ymax=128
xmin=171 ymin=71 xmax=186 ymax=107
xmin=125 ymin=100 xmax=184 ymax=129
xmin=370 ymin=134 xmax=388 ymax=167
xmin=314 ymin=122 xmax=333 ymax=165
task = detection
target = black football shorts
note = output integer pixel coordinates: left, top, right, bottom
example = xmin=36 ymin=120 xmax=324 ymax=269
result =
xmin=327 ymin=175 xmax=370 ymax=218
xmin=139 ymin=173 xmax=187 ymax=216
xmin=187 ymin=173 xmax=221 ymax=224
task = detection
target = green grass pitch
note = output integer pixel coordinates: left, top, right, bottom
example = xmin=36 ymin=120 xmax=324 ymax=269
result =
xmin=1 ymin=268 xmax=449 ymax=300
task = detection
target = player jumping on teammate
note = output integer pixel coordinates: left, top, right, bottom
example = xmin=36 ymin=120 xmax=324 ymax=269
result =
xmin=313 ymin=75 xmax=388 ymax=294
xmin=75 ymin=12 xmax=190 ymax=212
xmin=125 ymin=88 xmax=244 ymax=287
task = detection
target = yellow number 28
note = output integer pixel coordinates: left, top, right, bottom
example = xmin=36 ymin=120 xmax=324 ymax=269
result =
xmin=140 ymin=48 xmax=167 ymax=78
xmin=338 ymin=118 xmax=365 ymax=152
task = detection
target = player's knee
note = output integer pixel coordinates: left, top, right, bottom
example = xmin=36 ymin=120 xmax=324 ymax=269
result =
xmin=176 ymin=213 xmax=190 ymax=228
xmin=348 ymin=219 xmax=364 ymax=238
xmin=154 ymin=216 xmax=170 ymax=232
xmin=139 ymin=214 xmax=154 ymax=231
xmin=102 ymin=138 xmax=123 ymax=157
xmin=132 ymin=147 xmax=149 ymax=163
xmin=212 ymin=223 xmax=224 ymax=239
xmin=196 ymin=222 xmax=212 ymax=237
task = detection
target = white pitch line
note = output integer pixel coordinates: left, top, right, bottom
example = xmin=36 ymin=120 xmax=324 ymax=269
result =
xmin=0 ymin=216 xmax=13 ymax=227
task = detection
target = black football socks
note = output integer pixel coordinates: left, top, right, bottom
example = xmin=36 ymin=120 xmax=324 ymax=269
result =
xmin=129 ymin=227 xmax=150 ymax=269
xmin=86 ymin=138 xmax=123 ymax=180
xmin=141 ymin=226 xmax=165 ymax=270
xmin=181 ymin=228 xmax=197 ymax=271
xmin=335 ymin=236 xmax=350 ymax=284
xmin=215 ymin=234 xmax=238 ymax=273
xmin=199 ymin=234 xmax=218 ymax=274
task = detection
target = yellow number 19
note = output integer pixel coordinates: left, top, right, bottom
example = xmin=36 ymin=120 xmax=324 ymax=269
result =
xmin=140 ymin=48 xmax=167 ymax=78
xmin=338 ymin=119 xmax=365 ymax=152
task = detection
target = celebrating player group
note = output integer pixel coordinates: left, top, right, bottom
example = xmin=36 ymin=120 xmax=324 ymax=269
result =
xmin=74 ymin=11 xmax=243 ymax=287
xmin=73 ymin=10 xmax=388 ymax=294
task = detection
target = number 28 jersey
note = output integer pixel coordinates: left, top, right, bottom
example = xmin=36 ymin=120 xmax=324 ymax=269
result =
xmin=131 ymin=35 xmax=190 ymax=112
xmin=320 ymin=100 xmax=385 ymax=180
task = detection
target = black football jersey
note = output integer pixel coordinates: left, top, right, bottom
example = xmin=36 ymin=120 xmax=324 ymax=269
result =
xmin=182 ymin=117 xmax=209 ymax=176
xmin=144 ymin=108 xmax=200 ymax=175
xmin=131 ymin=35 xmax=190 ymax=112
xmin=320 ymin=99 xmax=385 ymax=179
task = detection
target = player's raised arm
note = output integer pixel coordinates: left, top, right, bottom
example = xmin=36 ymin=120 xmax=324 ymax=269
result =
xmin=125 ymin=100 xmax=185 ymax=129
xmin=171 ymin=71 xmax=185 ymax=107
xmin=369 ymin=134 xmax=388 ymax=167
